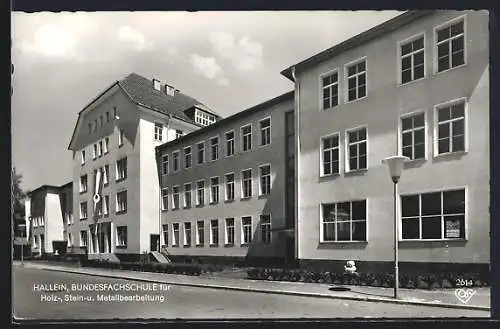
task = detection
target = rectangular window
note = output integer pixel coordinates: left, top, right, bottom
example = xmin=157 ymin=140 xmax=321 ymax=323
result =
xmin=225 ymin=173 xmax=235 ymax=201
xmin=241 ymin=125 xmax=252 ymax=152
xmin=80 ymin=202 xmax=88 ymax=220
xmin=210 ymin=219 xmax=219 ymax=245
xmin=172 ymin=223 xmax=180 ymax=246
xmin=162 ymin=154 xmax=169 ymax=175
xmin=113 ymin=107 xmax=117 ymax=120
xmin=118 ymin=129 xmax=124 ymax=146
xmin=436 ymin=18 xmax=465 ymax=73
xmin=106 ymin=111 xmax=110 ymax=123
xmin=98 ymin=140 xmax=103 ymax=157
xmin=210 ymin=137 xmax=219 ymax=161
xmin=116 ymin=157 xmax=128 ymax=181
xmin=260 ymin=214 xmax=271 ymax=244
xmin=100 ymin=115 xmax=103 ymax=127
xmin=184 ymin=183 xmax=192 ymax=208
xmin=161 ymin=188 xmax=169 ymax=211
xmin=103 ymin=165 xmax=109 ymax=185
xmin=400 ymin=35 xmax=425 ymax=84
xmin=81 ymin=150 xmax=86 ymax=165
xmin=184 ymin=222 xmax=192 ymax=246
xmin=79 ymin=175 xmax=88 ymax=193
xmin=346 ymin=59 xmax=367 ymax=102
xmin=402 ymin=113 xmax=426 ymax=160
xmin=196 ymin=180 xmax=205 ymax=206
xmin=242 ymin=216 xmax=252 ymax=244
xmin=402 ymin=189 xmax=465 ymax=240
xmin=197 ymin=142 xmax=205 ymax=164
xmin=184 ymin=146 xmax=192 ymax=169
xmin=225 ymin=131 xmax=234 ymax=157
xmin=94 ymin=119 xmax=98 ymax=132
xmin=116 ymin=226 xmax=127 ymax=247
xmin=436 ymin=100 xmax=466 ymax=155
xmin=116 ymin=191 xmax=127 ymax=214
xmin=225 ymin=218 xmax=235 ymax=245
xmin=104 ymin=137 xmax=109 ymax=154
xmin=321 ymin=70 xmax=339 ymax=109
xmin=93 ymin=144 xmax=97 ymax=160
xmin=173 ymin=151 xmax=180 ymax=172
xmin=172 ymin=186 xmax=180 ymax=209
xmin=259 ymin=118 xmax=271 ymax=146
xmin=321 ymin=200 xmax=367 ymax=242
xmin=321 ymin=134 xmax=340 ymax=176
xmin=347 ymin=128 xmax=367 ymax=171
xmin=176 ymin=129 xmax=183 ymax=139
xmin=103 ymin=195 xmax=109 ymax=216
xmin=162 ymin=224 xmax=169 ymax=247
xmin=196 ymin=220 xmax=205 ymax=246
xmin=210 ymin=177 xmax=219 ymax=204
xmin=259 ymin=165 xmax=271 ymax=196
xmin=88 ymin=123 xmax=92 ymax=135
xmin=80 ymin=230 xmax=88 ymax=247
xmin=241 ymin=169 xmax=252 ymax=198
xmin=154 ymin=122 xmax=163 ymax=141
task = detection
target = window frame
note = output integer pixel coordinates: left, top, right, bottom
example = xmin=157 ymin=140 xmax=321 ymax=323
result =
xmin=79 ymin=201 xmax=88 ymax=220
xmin=196 ymin=220 xmax=205 ymax=246
xmin=162 ymin=154 xmax=169 ymax=175
xmin=172 ymin=151 xmax=180 ymax=172
xmin=398 ymin=110 xmax=428 ymax=161
xmin=210 ymin=219 xmax=219 ymax=245
xmin=344 ymin=125 xmax=368 ymax=173
xmin=344 ymin=56 xmax=368 ymax=103
xmin=116 ymin=226 xmax=128 ymax=247
xmin=260 ymin=214 xmax=272 ymax=244
xmin=116 ymin=157 xmax=128 ymax=182
xmin=319 ymin=132 xmax=341 ymax=177
xmin=183 ymin=183 xmax=192 ymax=209
xmin=172 ymin=223 xmax=180 ymax=246
xmin=183 ymin=222 xmax=192 ymax=247
xmin=241 ymin=168 xmax=253 ymax=199
xmin=209 ymin=136 xmax=220 ymax=161
xmin=116 ymin=190 xmax=128 ymax=214
xmin=183 ymin=146 xmax=192 ymax=169
xmin=319 ymin=68 xmax=340 ymax=110
xmin=319 ymin=199 xmax=369 ymax=243
xmin=397 ymin=32 xmax=427 ymax=86
xmin=240 ymin=123 xmax=253 ymax=152
xmin=399 ymin=186 xmax=468 ymax=241
xmin=258 ymin=164 xmax=272 ymax=196
xmin=209 ymin=176 xmax=220 ymax=204
xmin=161 ymin=187 xmax=169 ymax=211
xmin=154 ymin=122 xmax=163 ymax=141
xmin=241 ymin=216 xmax=253 ymax=245
xmin=225 ymin=172 xmax=235 ymax=202
xmin=224 ymin=130 xmax=235 ymax=157
xmin=196 ymin=141 xmax=205 ymax=165
xmin=118 ymin=129 xmax=124 ymax=147
xmin=433 ymin=14 xmax=468 ymax=75
xmin=433 ymin=97 xmax=468 ymax=157
xmin=259 ymin=117 xmax=272 ymax=146
xmin=196 ymin=180 xmax=205 ymax=207
xmin=172 ymin=185 xmax=180 ymax=210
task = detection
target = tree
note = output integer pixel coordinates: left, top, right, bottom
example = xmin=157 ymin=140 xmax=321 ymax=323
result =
xmin=12 ymin=166 xmax=26 ymax=215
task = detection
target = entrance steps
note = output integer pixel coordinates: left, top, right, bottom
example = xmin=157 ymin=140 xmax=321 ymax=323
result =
xmin=150 ymin=251 xmax=172 ymax=263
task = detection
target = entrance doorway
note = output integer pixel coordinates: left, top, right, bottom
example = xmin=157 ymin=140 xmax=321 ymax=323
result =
xmin=150 ymin=234 xmax=160 ymax=252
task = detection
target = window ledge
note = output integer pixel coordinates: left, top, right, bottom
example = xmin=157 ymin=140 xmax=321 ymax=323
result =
xmin=116 ymin=178 xmax=127 ymax=183
xmin=319 ymin=240 xmax=368 ymax=244
xmin=196 ymin=204 xmax=205 ymax=208
xmin=118 ymin=144 xmax=124 ymax=148
xmin=321 ymin=105 xmax=340 ymax=111
xmin=224 ymin=199 xmax=235 ymax=204
xmin=344 ymin=169 xmax=368 ymax=176
xmin=183 ymin=206 xmax=191 ymax=210
xmin=209 ymin=243 xmax=219 ymax=247
xmin=399 ymin=238 xmax=467 ymax=243
xmin=195 ymin=244 xmax=205 ymax=248
xmin=398 ymin=76 xmax=426 ymax=88
xmin=116 ymin=210 xmax=127 ymax=216
xmin=79 ymin=191 xmax=87 ymax=195
xmin=209 ymin=201 xmax=219 ymax=205
xmin=258 ymin=194 xmax=269 ymax=200
xmin=171 ymin=245 xmax=179 ymax=248
xmin=319 ymin=173 xmax=341 ymax=180
xmin=433 ymin=150 xmax=468 ymax=160
xmin=240 ymin=196 xmax=252 ymax=201
xmin=80 ymin=218 xmax=88 ymax=221
xmin=183 ymin=244 xmax=191 ymax=248
xmin=115 ymin=245 xmax=127 ymax=249
xmin=240 ymin=243 xmax=252 ymax=247
xmin=345 ymin=95 xmax=368 ymax=105
xmin=161 ymin=209 xmax=168 ymax=213
xmin=224 ymin=243 xmax=234 ymax=247
xmin=434 ymin=63 xmax=467 ymax=76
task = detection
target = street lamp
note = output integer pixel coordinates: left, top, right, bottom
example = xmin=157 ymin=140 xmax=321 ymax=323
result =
xmin=382 ymin=155 xmax=409 ymax=299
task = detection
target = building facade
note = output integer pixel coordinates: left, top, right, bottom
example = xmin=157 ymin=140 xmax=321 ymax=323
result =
xmin=67 ymin=73 xmax=221 ymax=261
xmin=281 ymin=10 xmax=490 ymax=273
xmin=155 ymin=92 xmax=295 ymax=265
xmin=25 ymin=184 xmax=70 ymax=255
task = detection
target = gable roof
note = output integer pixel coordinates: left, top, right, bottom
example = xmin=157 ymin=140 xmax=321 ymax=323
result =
xmin=68 ymin=73 xmax=219 ymax=150
xmin=281 ymin=10 xmax=434 ymax=80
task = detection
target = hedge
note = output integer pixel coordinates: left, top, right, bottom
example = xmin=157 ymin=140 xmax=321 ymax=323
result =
xmin=246 ymin=268 xmax=489 ymax=289
xmin=83 ymin=259 xmax=202 ymax=276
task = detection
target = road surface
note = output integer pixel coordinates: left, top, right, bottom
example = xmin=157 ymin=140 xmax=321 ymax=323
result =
xmin=12 ymin=266 xmax=489 ymax=319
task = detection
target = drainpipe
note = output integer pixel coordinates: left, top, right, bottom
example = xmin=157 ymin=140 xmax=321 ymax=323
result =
xmin=158 ymin=114 xmax=172 ymax=252
xmin=291 ymin=67 xmax=300 ymax=263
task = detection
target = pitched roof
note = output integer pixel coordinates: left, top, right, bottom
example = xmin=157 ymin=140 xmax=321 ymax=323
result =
xmin=118 ymin=73 xmax=220 ymax=124
xmin=281 ymin=10 xmax=434 ymax=80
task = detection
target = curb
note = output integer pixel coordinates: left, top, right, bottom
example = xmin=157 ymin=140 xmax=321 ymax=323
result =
xmin=18 ymin=264 xmax=489 ymax=312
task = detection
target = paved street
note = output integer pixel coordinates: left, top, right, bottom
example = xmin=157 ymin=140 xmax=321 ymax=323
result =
xmin=13 ymin=267 xmax=489 ymax=319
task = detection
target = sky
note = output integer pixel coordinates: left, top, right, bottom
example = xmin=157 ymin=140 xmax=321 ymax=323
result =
xmin=11 ymin=10 xmax=402 ymax=191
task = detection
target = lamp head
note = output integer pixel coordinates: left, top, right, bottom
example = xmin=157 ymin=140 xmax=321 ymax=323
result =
xmin=382 ymin=155 xmax=410 ymax=184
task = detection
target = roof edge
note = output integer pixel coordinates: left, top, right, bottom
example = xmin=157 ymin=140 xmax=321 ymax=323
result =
xmin=156 ymin=90 xmax=294 ymax=153
xmin=281 ymin=10 xmax=434 ymax=80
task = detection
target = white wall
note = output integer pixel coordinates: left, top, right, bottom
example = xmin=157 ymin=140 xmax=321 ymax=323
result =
xmin=44 ymin=192 xmax=65 ymax=253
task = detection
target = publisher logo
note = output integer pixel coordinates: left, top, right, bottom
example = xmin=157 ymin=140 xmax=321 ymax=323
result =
xmin=455 ymin=288 xmax=476 ymax=304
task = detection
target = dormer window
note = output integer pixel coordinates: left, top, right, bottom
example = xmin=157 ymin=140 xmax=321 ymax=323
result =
xmin=164 ymin=84 xmax=175 ymax=96
xmin=153 ymin=79 xmax=161 ymax=91
xmin=195 ymin=109 xmax=216 ymax=126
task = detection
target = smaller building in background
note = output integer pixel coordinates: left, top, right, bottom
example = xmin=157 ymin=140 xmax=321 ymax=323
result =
xmin=25 ymin=182 xmax=73 ymax=256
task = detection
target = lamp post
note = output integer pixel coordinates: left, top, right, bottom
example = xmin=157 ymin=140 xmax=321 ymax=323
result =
xmin=381 ymin=155 xmax=409 ymax=299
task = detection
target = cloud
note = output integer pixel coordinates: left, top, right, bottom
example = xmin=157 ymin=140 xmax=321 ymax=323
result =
xmin=118 ymin=26 xmax=153 ymax=51
xmin=189 ymin=54 xmax=228 ymax=86
xmin=208 ymin=32 xmax=263 ymax=72
xmin=15 ymin=24 xmax=77 ymax=58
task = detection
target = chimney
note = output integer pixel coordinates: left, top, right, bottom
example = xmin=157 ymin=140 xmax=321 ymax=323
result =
xmin=152 ymin=78 xmax=161 ymax=91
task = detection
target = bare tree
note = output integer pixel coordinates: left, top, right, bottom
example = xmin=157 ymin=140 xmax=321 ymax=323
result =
xmin=12 ymin=166 xmax=26 ymax=215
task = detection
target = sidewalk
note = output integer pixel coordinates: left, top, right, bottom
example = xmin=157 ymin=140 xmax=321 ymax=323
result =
xmin=14 ymin=261 xmax=490 ymax=311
